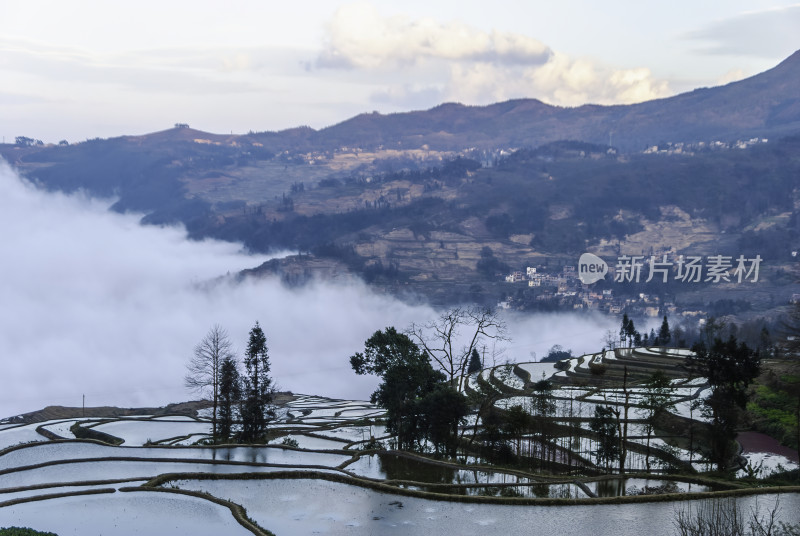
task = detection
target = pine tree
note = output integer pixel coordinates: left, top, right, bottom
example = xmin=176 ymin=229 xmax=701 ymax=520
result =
xmin=657 ymin=316 xmax=671 ymax=346
xmin=590 ymin=405 xmax=619 ymax=472
xmin=240 ymin=321 xmax=274 ymax=442
xmin=218 ymin=355 xmax=241 ymax=441
xmin=637 ymin=370 xmax=675 ymax=471
xmin=467 ymin=348 xmax=483 ymax=374
xmin=620 ymin=314 xmax=640 ymax=347
xmin=633 ymin=330 xmax=642 ymax=346
xmin=620 ymin=314 xmax=630 ymax=346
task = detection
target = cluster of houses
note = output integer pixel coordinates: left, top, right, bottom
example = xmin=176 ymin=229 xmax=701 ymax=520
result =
xmin=502 ymin=265 xmax=680 ymax=317
xmin=643 ymin=137 xmax=768 ymax=155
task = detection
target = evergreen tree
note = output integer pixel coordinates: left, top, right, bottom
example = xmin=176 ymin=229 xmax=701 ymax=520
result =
xmin=349 ymin=327 xmax=456 ymax=451
xmin=418 ymin=384 xmax=469 ymax=456
xmin=240 ymin=321 xmax=274 ymax=442
xmin=614 ymin=366 xmax=632 ymax=475
xmin=467 ymin=348 xmax=483 ymax=374
xmin=620 ymin=314 xmax=640 ymax=346
xmin=620 ymin=314 xmax=630 ymax=346
xmin=657 ymin=316 xmax=671 ymax=346
xmin=532 ymin=379 xmax=557 ymax=464
xmin=637 ymin=370 xmax=675 ymax=471
xmin=532 ymin=379 xmax=556 ymax=417
xmin=502 ymin=404 xmax=531 ymax=457
xmin=633 ymin=330 xmax=642 ymax=346
xmin=218 ymin=355 xmax=241 ymax=441
xmin=687 ymin=336 xmax=761 ymax=470
xmin=477 ymin=408 xmax=515 ymax=464
xmin=758 ymin=326 xmax=772 ymax=354
xmin=590 ymin=405 xmax=619 ymax=472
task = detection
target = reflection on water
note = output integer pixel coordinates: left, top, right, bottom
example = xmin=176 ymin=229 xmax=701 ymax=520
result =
xmin=591 ymin=478 xmax=711 ymax=497
xmin=211 ymin=447 xmax=264 ymax=463
xmin=411 ymin=482 xmax=588 ymax=498
xmin=345 ymin=453 xmax=530 ymax=485
xmin=403 ymin=479 xmax=712 ymax=499
xmin=198 ymin=446 xmax=349 ymax=466
xmin=378 ymin=453 xmax=455 ymax=483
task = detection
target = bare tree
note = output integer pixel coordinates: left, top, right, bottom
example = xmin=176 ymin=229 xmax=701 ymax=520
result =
xmin=185 ymin=324 xmax=235 ymax=438
xmin=673 ymin=496 xmax=798 ymax=536
xmin=602 ymin=329 xmax=618 ymax=350
xmin=407 ymin=306 xmax=508 ymax=391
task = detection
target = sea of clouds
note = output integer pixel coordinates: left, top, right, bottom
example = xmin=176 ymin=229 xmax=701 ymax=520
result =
xmin=0 ymin=159 xmax=616 ymax=418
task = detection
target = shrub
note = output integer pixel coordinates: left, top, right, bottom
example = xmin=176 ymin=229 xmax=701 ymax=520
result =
xmin=281 ymin=437 xmax=299 ymax=448
xmin=360 ymin=437 xmax=384 ymax=450
xmin=0 ymin=528 xmax=59 ymax=536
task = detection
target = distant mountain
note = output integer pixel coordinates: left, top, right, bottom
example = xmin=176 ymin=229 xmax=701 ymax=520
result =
xmin=2 ymin=51 xmax=800 ymax=310
xmin=12 ymin=49 xmax=792 ymax=156
xmin=241 ymin=49 xmax=800 ymax=153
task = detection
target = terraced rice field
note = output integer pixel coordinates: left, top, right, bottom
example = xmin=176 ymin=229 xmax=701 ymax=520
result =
xmin=466 ymin=346 xmax=798 ymax=474
xmin=2 ymin=361 xmax=798 ymax=535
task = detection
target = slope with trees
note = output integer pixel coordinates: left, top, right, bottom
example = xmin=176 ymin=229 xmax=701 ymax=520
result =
xmin=4 ymin=53 xmax=800 ymax=311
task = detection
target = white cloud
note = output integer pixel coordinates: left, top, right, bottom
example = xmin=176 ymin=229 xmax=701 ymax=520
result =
xmin=317 ymin=2 xmax=551 ymax=69
xmin=320 ymin=3 xmax=671 ymax=108
xmin=0 ymin=160 xmax=616 ymax=418
xmin=444 ymin=52 xmax=670 ymax=107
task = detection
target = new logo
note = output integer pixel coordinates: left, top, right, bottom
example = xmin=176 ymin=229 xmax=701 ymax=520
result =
xmin=578 ymin=253 xmax=608 ymax=284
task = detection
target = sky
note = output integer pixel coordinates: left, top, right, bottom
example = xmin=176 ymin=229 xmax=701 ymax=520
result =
xmin=0 ymin=161 xmax=619 ymax=418
xmin=1 ymin=1 xmax=799 ymax=144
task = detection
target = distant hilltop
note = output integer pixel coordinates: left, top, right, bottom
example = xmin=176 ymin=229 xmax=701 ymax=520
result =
xmin=7 ymin=49 xmax=798 ymax=154
xmin=183 ymin=49 xmax=800 ymax=153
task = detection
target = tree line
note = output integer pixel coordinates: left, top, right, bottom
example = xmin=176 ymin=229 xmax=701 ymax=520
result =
xmin=185 ymin=322 xmax=274 ymax=443
xmin=183 ymin=304 xmax=795 ymax=476
xmin=349 ymin=306 xmax=506 ymax=455
xmin=348 ymin=307 xmax=775 ymax=475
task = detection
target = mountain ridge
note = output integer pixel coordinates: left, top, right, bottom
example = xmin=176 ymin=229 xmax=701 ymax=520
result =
xmin=69 ymin=49 xmax=799 ymax=154
xmin=2 ymin=51 xmax=799 ymax=311
xmin=242 ymin=48 xmax=800 ymax=152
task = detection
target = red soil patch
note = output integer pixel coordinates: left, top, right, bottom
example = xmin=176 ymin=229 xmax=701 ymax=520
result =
xmin=737 ymin=431 xmax=799 ymax=463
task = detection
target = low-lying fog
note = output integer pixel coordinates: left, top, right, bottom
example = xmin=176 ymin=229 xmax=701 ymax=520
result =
xmin=0 ymin=160 xmax=616 ymax=418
